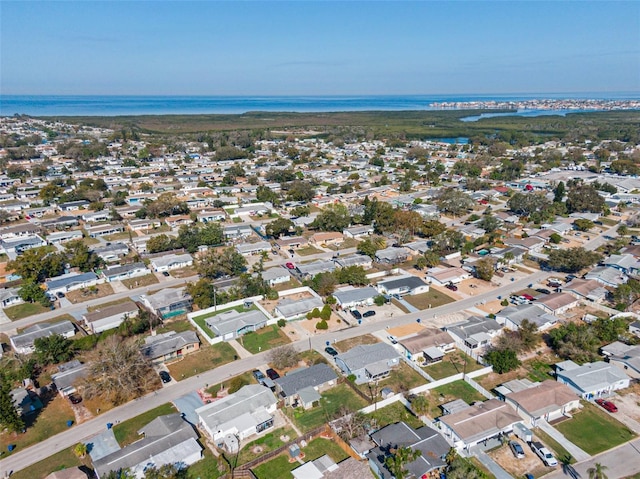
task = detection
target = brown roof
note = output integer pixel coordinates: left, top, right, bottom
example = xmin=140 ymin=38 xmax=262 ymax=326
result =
xmin=399 ymin=328 xmax=454 ymax=354
xmin=438 ymin=399 xmax=521 ymax=443
xmin=563 ymin=279 xmax=605 ymax=297
xmin=83 ymin=301 xmax=138 ymax=323
xmin=505 ymin=380 xmax=578 ymax=417
xmin=537 ymin=292 xmax=579 ymax=311
xmin=45 ymin=468 xmax=88 ymax=479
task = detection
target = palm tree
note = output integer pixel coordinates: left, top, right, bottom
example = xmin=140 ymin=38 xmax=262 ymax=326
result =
xmin=587 ymin=462 xmax=609 ymax=479
xmin=73 ymin=442 xmax=87 ymax=458
xmin=384 ymin=446 xmax=422 ymax=479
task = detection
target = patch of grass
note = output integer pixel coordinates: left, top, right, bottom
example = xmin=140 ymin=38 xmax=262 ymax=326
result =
xmin=82 ymin=236 xmax=100 ymax=246
xmin=193 ymin=304 xmax=257 ymax=322
xmin=188 ymin=445 xmax=227 ymax=479
xmin=103 ymin=232 xmax=132 ymax=241
xmin=403 ymin=289 xmax=455 ymax=310
xmin=7 ymin=447 xmax=89 ymax=479
xmin=525 ymin=358 xmax=555 ymax=383
xmin=112 ymin=403 xmax=177 ymax=446
xmin=251 ymin=437 xmax=348 ymax=479
xmin=391 ymin=298 xmax=410 ymax=314
xmin=434 ymin=380 xmax=485 ymax=404
xmin=423 ymin=350 xmax=484 ymax=380
xmin=156 ymin=318 xmax=195 ymax=334
xmin=366 ymin=401 xmax=424 ymax=430
xmin=121 ymin=273 xmax=159 ymax=289
xmin=273 ymin=278 xmax=301 ymax=292
xmin=296 ymin=246 xmax=324 ymax=256
xmin=237 ymin=427 xmax=297 ymax=465
xmin=600 ymin=217 xmax=619 ymax=226
xmin=5 ymin=302 xmax=49 ymax=320
xmin=533 ymin=428 xmax=576 ymax=465
xmin=66 ymin=283 xmax=115 ymax=304
xmin=286 ymin=384 xmax=368 ymax=432
xmin=0 ymin=395 xmax=75 ymax=455
xmin=167 ymin=342 xmax=237 ymax=380
xmin=356 ymin=362 xmax=427 ymax=398
xmin=170 ymin=267 xmax=197 ymax=278
xmin=555 ymin=401 xmax=635 ymax=455
xmin=206 ymin=371 xmax=257 ymax=397
xmin=86 ymin=297 xmax=136 ymax=312
xmin=241 ymin=325 xmax=291 ymax=354
xmin=334 ymin=333 xmax=379 ymax=352
xmin=232 ymin=217 xmax=243 ymax=223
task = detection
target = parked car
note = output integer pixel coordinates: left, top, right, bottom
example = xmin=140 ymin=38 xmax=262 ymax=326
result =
xmin=595 ymin=398 xmax=618 ymax=412
xmin=363 ymin=310 xmax=376 ymax=318
xmin=162 ymin=271 xmax=170 ymax=277
xmin=445 ymin=282 xmax=458 ymax=291
xmin=325 ymin=346 xmax=338 ymax=356
xmin=521 ymin=293 xmax=535 ymax=301
xmin=56 ymin=292 xmax=65 ymax=298
xmin=350 ymin=309 xmax=362 ymax=320
xmin=509 ymin=440 xmax=525 ymax=459
xmin=252 ymin=369 xmax=265 ymax=382
xmin=285 ymin=262 xmax=295 ymax=269
xmin=565 ymin=274 xmax=577 ymax=282
xmin=387 ymin=335 xmax=398 ymax=344
xmin=530 ymin=441 xmax=558 ymax=467
xmin=68 ymin=394 xmax=82 ymax=404
xmin=266 ymin=368 xmax=280 ymax=380
xmin=535 ymin=288 xmax=551 ymax=295
xmin=159 ymin=371 xmax=171 ymax=383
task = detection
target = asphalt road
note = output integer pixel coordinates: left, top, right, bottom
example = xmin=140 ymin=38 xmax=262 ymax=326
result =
xmin=0 ymin=270 xmax=549 ymax=474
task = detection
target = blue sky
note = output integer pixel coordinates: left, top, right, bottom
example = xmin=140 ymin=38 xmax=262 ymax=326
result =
xmin=1 ymin=1 xmax=638 ymax=95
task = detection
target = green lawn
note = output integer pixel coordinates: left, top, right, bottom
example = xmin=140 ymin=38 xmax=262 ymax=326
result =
xmin=241 ymin=325 xmax=291 ymax=354
xmin=423 ymin=351 xmax=484 ymax=380
xmin=112 ymin=403 xmax=177 ymax=446
xmin=296 ymin=246 xmax=324 ymax=256
xmin=5 ymin=302 xmax=50 ymax=320
xmin=188 ymin=445 xmax=227 ymax=479
xmin=356 ymin=362 xmax=427 ymax=399
xmin=403 ymin=289 xmax=455 ymax=310
xmin=286 ymin=384 xmax=368 ymax=432
xmin=237 ymin=427 xmax=297 ymax=465
xmin=424 ymin=380 xmax=486 ymax=418
xmin=166 ymin=342 xmax=237 ymax=380
xmin=252 ymin=437 xmax=348 ymax=479
xmin=555 ymin=402 xmax=636 ymax=455
xmin=121 ymin=273 xmax=159 ymax=289
xmin=206 ymin=371 xmax=257 ymax=397
xmin=0 ymin=395 xmax=75 ymax=455
xmin=366 ymin=401 xmax=424 ymax=430
xmin=191 ymin=304 xmax=258 ymax=339
xmin=7 ymin=447 xmax=89 ymax=479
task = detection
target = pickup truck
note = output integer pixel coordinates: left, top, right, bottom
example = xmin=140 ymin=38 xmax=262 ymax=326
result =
xmin=530 ymin=441 xmax=558 ymax=467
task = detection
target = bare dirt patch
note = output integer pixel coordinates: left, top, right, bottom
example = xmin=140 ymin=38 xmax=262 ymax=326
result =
xmin=488 ymin=442 xmax=553 ymax=478
xmin=66 ymin=283 xmax=115 ymax=304
xmin=615 ymin=388 xmax=640 ymax=422
xmin=258 ymin=291 xmax=315 ymax=317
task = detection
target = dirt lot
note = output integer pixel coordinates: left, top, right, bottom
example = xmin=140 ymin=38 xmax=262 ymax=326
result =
xmin=259 ymin=291 xmax=316 ymax=317
xmin=296 ymin=312 xmax=345 ymax=334
xmin=66 ymin=283 xmax=115 ymax=304
xmin=615 ymin=383 xmax=640 ymax=422
xmin=489 ymin=441 xmax=554 ymax=478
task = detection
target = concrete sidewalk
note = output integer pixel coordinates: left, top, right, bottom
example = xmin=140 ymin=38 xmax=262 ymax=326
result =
xmin=538 ymin=420 xmax=590 ymax=461
xmin=473 ymin=450 xmax=513 ymax=479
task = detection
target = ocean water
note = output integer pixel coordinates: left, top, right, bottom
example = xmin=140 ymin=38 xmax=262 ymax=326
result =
xmin=1 ymin=93 xmax=638 ymax=117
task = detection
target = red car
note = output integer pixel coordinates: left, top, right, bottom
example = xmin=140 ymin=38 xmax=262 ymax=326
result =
xmin=595 ymin=398 xmax=618 ymax=413
xmin=285 ymin=262 xmax=295 ymax=269
xmin=522 ymin=294 xmax=535 ymax=301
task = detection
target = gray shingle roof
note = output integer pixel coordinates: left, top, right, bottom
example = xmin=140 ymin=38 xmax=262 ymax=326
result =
xmin=140 ymin=331 xmax=199 ymax=360
xmin=335 ymin=343 xmax=400 ymax=371
xmin=274 ymin=363 xmax=337 ymax=397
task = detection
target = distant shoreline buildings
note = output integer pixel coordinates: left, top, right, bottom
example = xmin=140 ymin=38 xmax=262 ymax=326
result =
xmin=430 ymin=99 xmax=640 ymax=111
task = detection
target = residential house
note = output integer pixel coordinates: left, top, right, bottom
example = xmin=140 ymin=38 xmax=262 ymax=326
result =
xmin=585 ymin=266 xmax=629 ymax=287
xmin=274 ymin=236 xmax=308 ymax=250
xmin=58 ymin=200 xmax=89 ymax=211
xmin=444 ymin=316 xmax=502 ymax=353
xmin=82 ymin=210 xmax=110 ymax=223
xmin=555 ymin=360 xmax=630 ymax=398
xmin=437 ymin=399 xmax=523 ymax=451
xmin=82 ymin=301 xmax=139 ymax=334
xmin=197 ymin=209 xmax=227 ymax=223
xmin=150 ymin=253 xmax=193 ymax=272
xmin=102 ymin=262 xmax=150 ymax=282
xmin=51 ymin=360 xmax=87 ymax=397
xmin=562 ymin=278 xmax=608 ymax=303
xmin=500 ymin=379 xmax=580 ymax=427
xmin=86 ymin=223 xmax=125 ymax=238
xmin=425 ymin=267 xmax=471 ymax=286
xmin=375 ymin=247 xmax=410 ymax=265
xmin=196 ymin=384 xmax=277 ymax=449
xmin=310 ymin=232 xmax=344 ymax=246
xmin=11 ymin=388 xmax=43 ymax=417
xmin=503 ymin=237 xmax=546 ymax=253
xmin=141 ymin=287 xmax=193 ymax=319
xmin=367 ymin=422 xmax=449 ymax=479
xmin=630 ymin=320 xmax=640 ymax=337
xmin=601 ymin=343 xmax=640 ymax=380
xmin=536 ymin=292 xmax=580 ymax=315
xmin=332 ymin=286 xmax=379 ymax=310
xmin=46 ymin=230 xmax=83 ymax=245
xmin=376 ymin=276 xmax=430 ymax=296
xmin=236 ymin=241 xmax=271 ymax=256
xmin=603 ymin=254 xmax=640 ymax=275
xmin=0 ymin=287 xmax=22 ymax=308
xmin=275 ymin=295 xmax=324 ymax=320
xmin=205 ymin=309 xmax=270 ymax=340
xmin=274 ymin=363 xmax=338 ymax=409
xmin=293 ymin=456 xmax=375 ymax=479
xmin=45 ymin=272 xmax=100 ymax=295
xmin=296 ymin=260 xmax=336 ymax=278
xmin=397 ymin=328 xmax=456 ymax=363
xmin=333 ymin=254 xmax=373 ymax=270
xmin=92 ymin=414 xmax=203 ymax=479
xmin=261 ymin=267 xmax=291 ymax=286
xmin=140 ymin=330 xmax=200 ymax=364
xmin=495 ymin=303 xmax=559 ymax=332
xmin=1 ymin=235 xmax=47 ymax=255
xmin=334 ymin=343 xmax=401 ymax=385
xmin=10 ymin=320 xmax=76 ymax=354
xmin=91 ymin=242 xmax=130 ymax=262
xmin=223 ymin=224 xmax=253 ymax=240
xmin=343 ymin=225 xmax=374 ymax=239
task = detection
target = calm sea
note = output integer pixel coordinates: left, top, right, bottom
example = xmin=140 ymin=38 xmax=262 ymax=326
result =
xmin=1 ymin=93 xmax=638 ymax=117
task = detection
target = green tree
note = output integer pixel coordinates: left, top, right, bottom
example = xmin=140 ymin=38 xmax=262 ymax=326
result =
xmin=73 ymin=442 xmax=88 ymax=458
xmin=196 ymin=247 xmax=247 ymax=279
xmin=335 ymin=266 xmax=369 ymax=286
xmin=549 ymin=233 xmax=562 ymax=244
xmin=65 ymin=240 xmax=102 ymax=272
xmin=186 ymin=279 xmax=219 ymax=309
xmin=507 ymin=191 xmax=552 ymax=217
xmin=474 ymin=258 xmax=495 ymax=281
xmin=437 ymin=188 xmax=473 ymax=216
xmin=18 ymin=281 xmax=51 ymax=306
xmin=357 ymin=237 xmax=385 ymax=258
xmin=143 ymin=464 xmax=188 ymax=479
xmin=0 ymin=372 xmax=24 ymax=433
xmin=553 ymin=181 xmax=566 ymax=203
xmin=312 ymin=203 xmax=351 ymax=232
xmin=617 ymin=224 xmax=629 ymax=236
xmin=34 ymin=334 xmax=74 ymax=365
xmin=587 ymin=463 xmax=608 ymax=479
xmin=484 ymin=348 xmax=520 ymax=373
xmin=566 ymin=183 xmax=605 ymax=213
xmin=384 ymin=446 xmax=422 ymax=479
xmin=546 ymin=247 xmax=601 ymax=273
xmin=39 ymin=182 xmax=63 ymax=204
xmin=266 ymin=218 xmax=294 ymax=238
xmin=410 ymin=395 xmax=429 ymax=415
xmin=374 ymin=295 xmax=386 ymax=306
xmin=518 ymin=319 xmax=539 ymax=350
xmin=421 ymin=220 xmax=446 ymax=238
xmin=256 ymin=185 xmax=280 ymax=205
xmin=573 ymin=219 xmax=594 ymax=232
xmin=8 ymin=247 xmax=65 ymax=283
xmin=146 ymin=234 xmax=176 ymax=254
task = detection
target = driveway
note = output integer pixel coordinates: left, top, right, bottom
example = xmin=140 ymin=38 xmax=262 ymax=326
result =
xmin=473 ymin=450 xmax=513 ymax=479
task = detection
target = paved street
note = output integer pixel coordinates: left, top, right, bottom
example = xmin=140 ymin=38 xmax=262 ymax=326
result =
xmin=0 ymin=271 xmax=548 ymax=474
